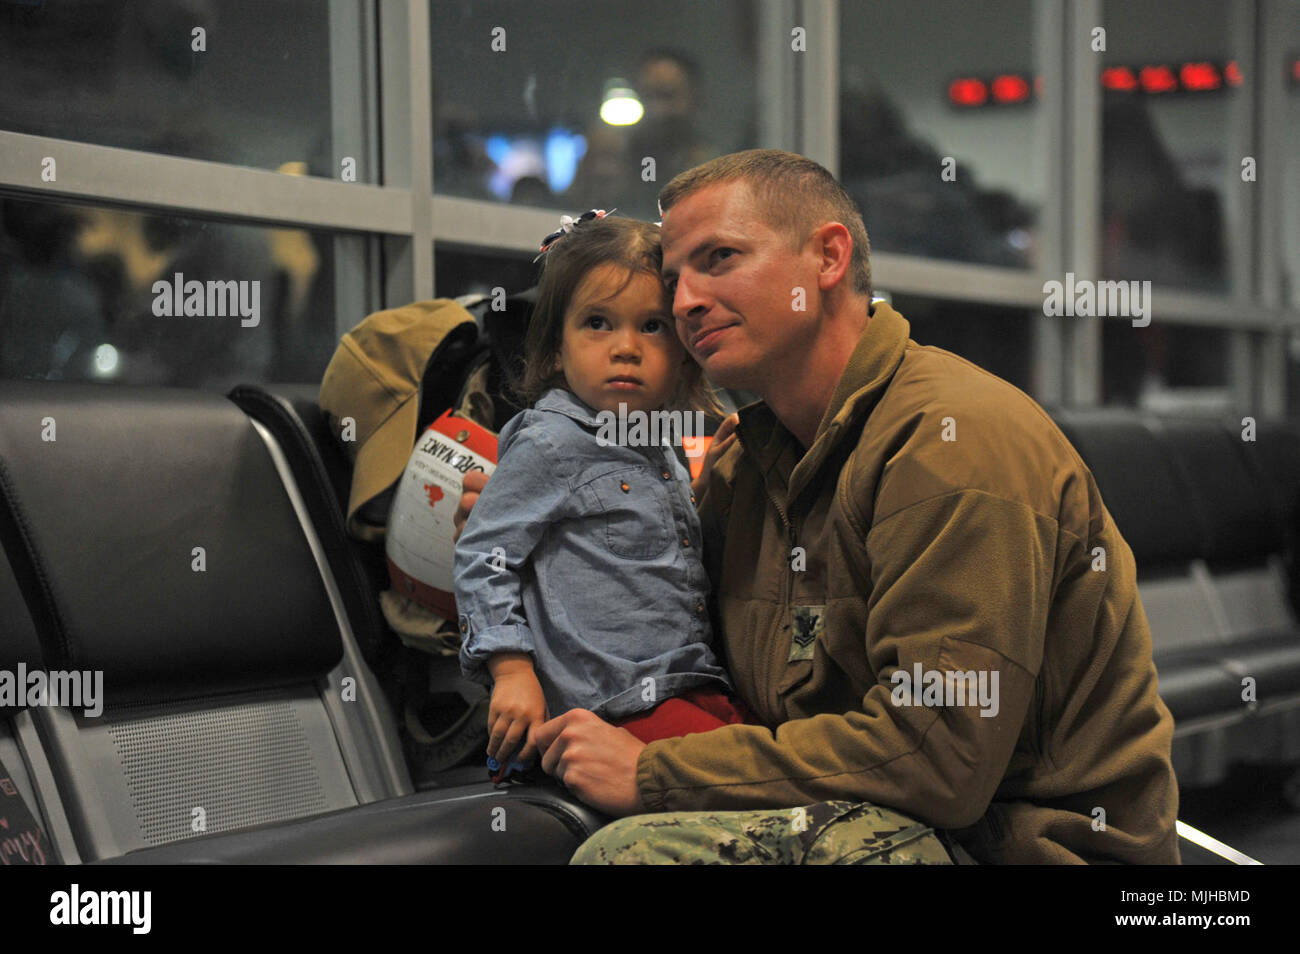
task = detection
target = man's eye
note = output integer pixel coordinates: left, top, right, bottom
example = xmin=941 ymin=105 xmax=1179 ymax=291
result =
xmin=711 ymin=248 xmax=735 ymax=265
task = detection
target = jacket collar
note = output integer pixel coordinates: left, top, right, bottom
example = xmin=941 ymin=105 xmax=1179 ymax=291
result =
xmin=533 ymin=389 xmax=674 ymax=463
xmin=534 ymin=387 xmax=603 ymax=429
xmin=735 ymin=300 xmax=910 ymax=516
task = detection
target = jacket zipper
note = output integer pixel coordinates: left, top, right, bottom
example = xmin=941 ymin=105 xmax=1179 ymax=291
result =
xmin=769 ymin=493 xmax=795 ymax=606
xmin=744 ymin=415 xmax=800 ymax=709
xmin=767 ymin=490 xmax=798 ymax=711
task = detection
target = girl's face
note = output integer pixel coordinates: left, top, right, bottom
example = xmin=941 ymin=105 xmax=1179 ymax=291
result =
xmin=556 ymin=263 xmax=691 ymax=416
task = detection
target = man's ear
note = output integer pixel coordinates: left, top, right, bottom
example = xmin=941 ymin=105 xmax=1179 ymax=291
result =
xmin=814 ymin=222 xmax=853 ymax=292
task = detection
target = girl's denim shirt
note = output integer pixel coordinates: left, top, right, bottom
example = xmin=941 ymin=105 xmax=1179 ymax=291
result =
xmin=454 ymin=387 xmax=732 ymax=720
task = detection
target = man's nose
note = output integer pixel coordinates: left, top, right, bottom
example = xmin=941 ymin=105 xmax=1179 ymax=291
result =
xmin=672 ymin=272 xmax=710 ymax=326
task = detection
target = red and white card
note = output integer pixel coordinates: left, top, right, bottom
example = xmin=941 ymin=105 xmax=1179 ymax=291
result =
xmin=385 ymin=410 xmax=498 ymax=618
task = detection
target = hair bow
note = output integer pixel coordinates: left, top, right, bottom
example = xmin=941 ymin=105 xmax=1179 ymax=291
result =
xmin=534 ymin=208 xmax=616 ymax=262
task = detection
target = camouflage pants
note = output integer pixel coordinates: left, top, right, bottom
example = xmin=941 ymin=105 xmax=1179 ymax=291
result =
xmin=570 ymin=800 xmax=956 ymax=865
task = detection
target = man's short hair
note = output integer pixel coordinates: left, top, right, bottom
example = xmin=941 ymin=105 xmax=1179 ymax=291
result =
xmin=657 ymin=149 xmax=872 ymax=299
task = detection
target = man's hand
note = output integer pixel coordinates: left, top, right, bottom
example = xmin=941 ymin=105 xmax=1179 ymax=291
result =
xmin=454 ymin=470 xmax=489 ymax=542
xmin=691 ymin=413 xmax=739 ymax=501
xmin=534 ymin=709 xmax=646 ymax=817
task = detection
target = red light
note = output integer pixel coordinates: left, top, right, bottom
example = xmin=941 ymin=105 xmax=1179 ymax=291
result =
xmin=991 ymin=74 xmax=1031 ymax=103
xmin=1101 ymin=66 xmax=1139 ymax=91
xmin=1224 ymin=60 xmax=1243 ymax=86
xmin=1180 ymin=62 xmax=1221 ymax=91
xmin=1292 ymin=59 xmax=1300 ymax=83
xmin=948 ymin=77 xmax=987 ymax=107
xmin=1139 ymin=65 xmax=1178 ymax=93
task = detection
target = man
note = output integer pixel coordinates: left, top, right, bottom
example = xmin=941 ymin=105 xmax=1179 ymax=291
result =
xmin=630 ymin=49 xmax=718 ymax=180
xmin=456 ymin=149 xmax=1179 ymax=865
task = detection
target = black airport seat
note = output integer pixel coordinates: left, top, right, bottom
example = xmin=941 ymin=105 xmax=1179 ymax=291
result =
xmin=0 ymin=540 xmax=68 ymax=863
xmin=1050 ymin=407 xmax=1300 ymax=786
xmin=230 ymin=382 xmax=495 ymax=788
xmin=227 ymin=382 xmax=396 ymax=684
xmin=1049 ymin=410 xmax=1243 ymax=722
xmin=0 ymin=380 xmax=605 ymax=863
xmin=1153 ymin=417 xmax=1300 ymax=772
xmin=99 ymin=780 xmax=603 ymax=865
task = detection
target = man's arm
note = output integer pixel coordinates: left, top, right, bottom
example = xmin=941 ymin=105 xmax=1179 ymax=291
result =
xmin=634 ymin=489 xmax=1054 ymax=829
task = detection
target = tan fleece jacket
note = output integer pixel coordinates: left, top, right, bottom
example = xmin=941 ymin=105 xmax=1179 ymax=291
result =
xmin=635 ymin=301 xmax=1180 ymax=864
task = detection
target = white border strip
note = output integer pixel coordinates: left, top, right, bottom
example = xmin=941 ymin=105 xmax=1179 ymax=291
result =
xmin=1176 ymin=819 xmax=1263 ymax=865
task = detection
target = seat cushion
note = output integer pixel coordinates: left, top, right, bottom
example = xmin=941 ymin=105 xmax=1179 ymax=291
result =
xmin=1216 ymin=630 xmax=1300 ymax=702
xmin=0 ymin=382 xmax=341 ymax=705
xmin=98 ymin=782 xmax=608 ymax=864
xmin=1153 ymin=650 xmax=1249 ymax=723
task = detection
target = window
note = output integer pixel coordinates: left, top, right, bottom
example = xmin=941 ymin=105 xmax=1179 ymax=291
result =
xmin=839 ymin=0 xmax=1044 ymax=268
xmin=430 ymin=0 xmax=760 ymax=220
xmin=1102 ymin=319 xmax=1230 ymax=412
xmin=435 ymin=245 xmax=538 ymax=300
xmin=1281 ymin=2 xmax=1300 ymax=308
xmin=889 ymin=294 xmax=1034 ymax=394
xmin=0 ymin=195 xmax=361 ymax=388
xmin=0 ymin=0 xmax=363 ymax=181
xmin=1100 ymin=0 xmax=1244 ymax=293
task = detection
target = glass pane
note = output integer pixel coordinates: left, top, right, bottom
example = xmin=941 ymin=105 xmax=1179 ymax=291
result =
xmin=1288 ymin=331 xmax=1300 ymax=421
xmin=0 ymin=195 xmax=361 ymax=388
xmin=839 ymin=0 xmax=1044 ymax=268
xmin=430 ymin=1 xmax=760 ymax=221
xmin=1102 ymin=320 xmax=1230 ymax=412
xmin=888 ymin=295 xmax=1035 ymax=396
xmin=1100 ymin=0 xmax=1243 ymax=293
xmin=1281 ymin=3 xmax=1300 ymax=309
xmin=435 ymin=245 xmax=539 ymax=300
xmin=0 ymin=0 xmax=366 ymax=181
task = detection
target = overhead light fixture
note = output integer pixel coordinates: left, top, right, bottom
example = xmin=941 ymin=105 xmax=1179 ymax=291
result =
xmin=92 ymin=343 xmax=120 ymax=378
xmin=600 ymin=78 xmax=643 ymax=126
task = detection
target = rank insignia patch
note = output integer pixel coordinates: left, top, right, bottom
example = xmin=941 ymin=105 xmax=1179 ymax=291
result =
xmin=789 ymin=604 xmax=826 ymax=661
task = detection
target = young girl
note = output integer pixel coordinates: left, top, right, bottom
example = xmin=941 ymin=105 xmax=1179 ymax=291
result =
xmin=453 ymin=210 xmax=750 ymax=774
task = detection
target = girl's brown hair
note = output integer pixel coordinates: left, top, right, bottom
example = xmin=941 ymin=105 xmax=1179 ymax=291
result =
xmin=512 ymin=215 xmax=723 ymax=418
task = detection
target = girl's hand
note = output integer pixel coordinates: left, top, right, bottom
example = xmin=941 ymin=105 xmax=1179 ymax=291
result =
xmin=486 ymin=654 xmax=549 ymax=765
xmin=691 ymin=413 xmax=739 ymax=501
